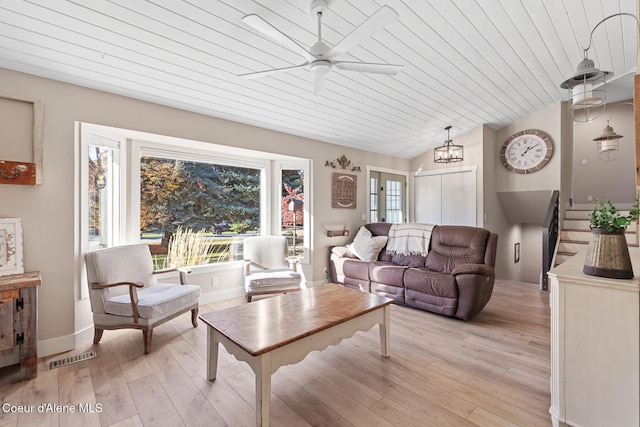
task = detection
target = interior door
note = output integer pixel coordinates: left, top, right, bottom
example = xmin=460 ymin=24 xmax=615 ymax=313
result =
xmin=370 ymin=171 xmax=407 ymax=223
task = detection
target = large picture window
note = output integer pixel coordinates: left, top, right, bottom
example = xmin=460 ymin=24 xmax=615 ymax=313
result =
xmin=79 ymin=122 xmax=310 ymax=274
xmin=139 ymin=155 xmax=261 ymax=267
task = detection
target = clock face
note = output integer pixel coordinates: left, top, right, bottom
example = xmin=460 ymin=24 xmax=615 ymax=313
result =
xmin=500 ymin=129 xmax=553 ymax=174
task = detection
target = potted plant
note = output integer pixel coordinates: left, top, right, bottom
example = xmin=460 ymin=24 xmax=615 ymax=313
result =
xmin=583 ymin=198 xmax=640 ymax=279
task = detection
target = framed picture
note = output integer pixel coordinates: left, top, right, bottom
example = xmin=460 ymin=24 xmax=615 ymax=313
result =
xmin=332 ymin=172 xmax=357 ymax=208
xmin=514 ymin=242 xmax=520 ymax=264
xmin=0 ymin=218 xmax=24 ymax=276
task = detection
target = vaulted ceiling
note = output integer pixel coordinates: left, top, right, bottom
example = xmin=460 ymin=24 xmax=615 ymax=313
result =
xmin=0 ymin=0 xmax=637 ymax=159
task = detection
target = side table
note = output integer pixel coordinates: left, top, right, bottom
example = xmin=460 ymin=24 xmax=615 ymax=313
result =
xmin=0 ymin=271 xmax=41 ymax=381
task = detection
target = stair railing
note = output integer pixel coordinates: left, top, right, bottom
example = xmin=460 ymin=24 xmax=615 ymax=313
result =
xmin=542 ymin=190 xmax=560 ymax=291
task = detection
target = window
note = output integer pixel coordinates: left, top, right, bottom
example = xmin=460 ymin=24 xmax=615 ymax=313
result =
xmin=82 ymin=129 xmax=125 ymax=251
xmin=281 ymin=168 xmax=304 ymax=257
xmin=370 ymin=175 xmax=379 ymax=222
xmin=79 ymin=122 xmax=310 ymax=271
xmin=385 ymin=179 xmax=403 ymax=223
xmin=139 ymin=155 xmax=261 ymax=266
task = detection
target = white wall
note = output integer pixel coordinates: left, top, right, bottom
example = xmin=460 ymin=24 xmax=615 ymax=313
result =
xmin=0 ymin=68 xmax=408 ymax=356
xmin=494 ymin=103 xmax=563 ymax=283
xmin=571 ymin=99 xmax=636 ymax=208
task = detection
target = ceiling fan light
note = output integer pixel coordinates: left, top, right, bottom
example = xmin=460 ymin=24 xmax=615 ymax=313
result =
xmin=310 ymin=60 xmax=331 ymax=75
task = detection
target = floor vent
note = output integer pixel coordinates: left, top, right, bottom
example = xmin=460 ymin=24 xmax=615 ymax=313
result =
xmin=49 ymin=351 xmax=97 ymax=369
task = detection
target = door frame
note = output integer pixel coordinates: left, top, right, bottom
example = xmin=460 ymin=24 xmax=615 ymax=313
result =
xmin=366 ymin=166 xmax=409 ymax=223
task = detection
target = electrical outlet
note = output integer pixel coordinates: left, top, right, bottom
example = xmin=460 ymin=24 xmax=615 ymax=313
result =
xmin=323 ymin=267 xmax=328 ymax=275
xmin=210 ymin=277 xmax=219 ymax=288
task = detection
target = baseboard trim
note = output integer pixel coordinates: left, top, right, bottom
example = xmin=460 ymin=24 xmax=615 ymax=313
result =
xmin=38 ymin=325 xmax=94 ymax=358
xmin=199 ymin=287 xmax=244 ymax=304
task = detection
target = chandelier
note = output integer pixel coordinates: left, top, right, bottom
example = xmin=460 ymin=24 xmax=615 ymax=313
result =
xmin=434 ymin=126 xmax=463 ymax=164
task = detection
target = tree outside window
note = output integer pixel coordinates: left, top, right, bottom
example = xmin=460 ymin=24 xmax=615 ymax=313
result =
xmin=140 ymin=156 xmax=260 ymax=266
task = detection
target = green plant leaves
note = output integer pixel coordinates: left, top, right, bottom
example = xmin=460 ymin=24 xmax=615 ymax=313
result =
xmin=590 ymin=198 xmax=640 ymax=232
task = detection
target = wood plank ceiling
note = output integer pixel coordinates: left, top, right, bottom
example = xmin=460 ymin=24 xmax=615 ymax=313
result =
xmin=0 ymin=0 xmax=637 ymax=159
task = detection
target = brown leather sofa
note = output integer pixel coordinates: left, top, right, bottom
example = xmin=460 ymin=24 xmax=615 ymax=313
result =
xmin=329 ymin=223 xmax=498 ymax=320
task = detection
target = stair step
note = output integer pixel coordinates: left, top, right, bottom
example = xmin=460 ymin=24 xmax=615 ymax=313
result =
xmin=563 ymin=219 xmax=591 ymax=229
xmin=564 ymin=210 xmax=591 ymax=220
xmin=558 ymin=242 xmax=588 ymax=253
xmin=555 ymin=253 xmax=576 ymax=265
xmin=555 ymin=211 xmax=639 ymax=267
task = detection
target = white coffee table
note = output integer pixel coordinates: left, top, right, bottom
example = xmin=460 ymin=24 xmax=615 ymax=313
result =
xmin=200 ymin=284 xmax=393 ymax=426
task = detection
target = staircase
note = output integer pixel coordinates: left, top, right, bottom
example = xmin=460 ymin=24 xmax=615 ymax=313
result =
xmin=555 ymin=209 xmax=639 ymax=267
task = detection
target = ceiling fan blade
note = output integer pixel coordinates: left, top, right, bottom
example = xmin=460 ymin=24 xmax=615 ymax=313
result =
xmin=314 ymin=74 xmax=326 ymax=96
xmin=326 ymin=6 xmax=399 ymax=59
xmin=239 ymin=63 xmax=309 ymax=79
xmin=334 ymin=61 xmax=402 ymax=75
xmin=242 ymin=14 xmax=311 ymax=60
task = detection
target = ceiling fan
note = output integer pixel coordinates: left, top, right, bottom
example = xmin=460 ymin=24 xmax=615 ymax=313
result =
xmin=239 ymin=0 xmax=403 ymax=95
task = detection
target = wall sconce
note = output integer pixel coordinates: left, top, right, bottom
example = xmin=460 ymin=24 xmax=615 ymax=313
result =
xmin=434 ymin=126 xmax=463 ymax=164
xmin=560 ymin=12 xmax=637 ymax=122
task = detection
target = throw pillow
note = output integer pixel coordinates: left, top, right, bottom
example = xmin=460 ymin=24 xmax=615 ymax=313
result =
xmin=348 ymin=226 xmax=388 ymax=262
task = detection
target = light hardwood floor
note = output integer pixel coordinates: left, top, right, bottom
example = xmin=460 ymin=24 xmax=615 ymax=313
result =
xmin=0 ymin=279 xmax=550 ymax=427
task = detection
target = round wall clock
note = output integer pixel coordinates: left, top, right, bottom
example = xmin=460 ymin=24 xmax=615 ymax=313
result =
xmin=500 ymin=129 xmax=554 ymax=174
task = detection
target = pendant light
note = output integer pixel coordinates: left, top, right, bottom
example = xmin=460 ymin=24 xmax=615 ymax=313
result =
xmin=560 ymin=13 xmax=637 ymax=122
xmin=434 ymin=126 xmax=463 ymax=164
xmin=593 ymin=120 xmax=622 ymax=162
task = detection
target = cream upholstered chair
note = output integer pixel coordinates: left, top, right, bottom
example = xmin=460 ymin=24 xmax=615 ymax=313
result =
xmin=244 ymin=236 xmax=302 ymax=302
xmin=85 ymin=244 xmax=201 ymax=354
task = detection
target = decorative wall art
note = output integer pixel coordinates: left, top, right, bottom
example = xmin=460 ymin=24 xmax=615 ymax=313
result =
xmin=332 ymin=172 xmax=357 ymax=209
xmin=325 ymin=155 xmax=361 ymax=172
xmin=0 ymin=94 xmax=44 ymax=185
xmin=0 ymin=218 xmax=24 ymax=276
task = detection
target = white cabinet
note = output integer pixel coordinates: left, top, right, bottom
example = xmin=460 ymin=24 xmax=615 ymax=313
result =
xmin=548 ymin=252 xmax=639 ymax=427
xmin=414 ymin=166 xmax=476 ymax=226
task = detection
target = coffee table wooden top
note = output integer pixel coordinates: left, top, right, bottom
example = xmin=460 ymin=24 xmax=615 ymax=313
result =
xmin=200 ymin=284 xmax=392 ymax=357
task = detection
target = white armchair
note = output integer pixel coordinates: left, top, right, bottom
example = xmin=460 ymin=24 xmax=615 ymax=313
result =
xmin=85 ymin=244 xmax=201 ymax=354
xmin=244 ymin=236 xmax=302 ymax=302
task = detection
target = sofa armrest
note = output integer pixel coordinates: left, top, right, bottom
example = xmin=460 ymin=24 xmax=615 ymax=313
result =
xmin=331 ymin=245 xmax=356 ymax=258
xmin=452 ymin=263 xmax=493 ymax=276
xmin=452 ymin=264 xmax=496 ymax=321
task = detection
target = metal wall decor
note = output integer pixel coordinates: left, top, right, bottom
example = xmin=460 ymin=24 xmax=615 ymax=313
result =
xmin=325 ymin=155 xmax=361 ymax=172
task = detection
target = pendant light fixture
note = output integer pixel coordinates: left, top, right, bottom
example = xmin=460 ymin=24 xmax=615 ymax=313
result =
xmin=593 ymin=120 xmax=622 ymax=162
xmin=591 ymin=101 xmax=633 ymax=162
xmin=434 ymin=126 xmax=463 ymax=164
xmin=560 ymin=12 xmax=637 ymax=122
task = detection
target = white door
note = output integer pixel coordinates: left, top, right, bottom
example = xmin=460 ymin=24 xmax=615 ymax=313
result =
xmin=414 ymin=167 xmax=476 ymax=226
